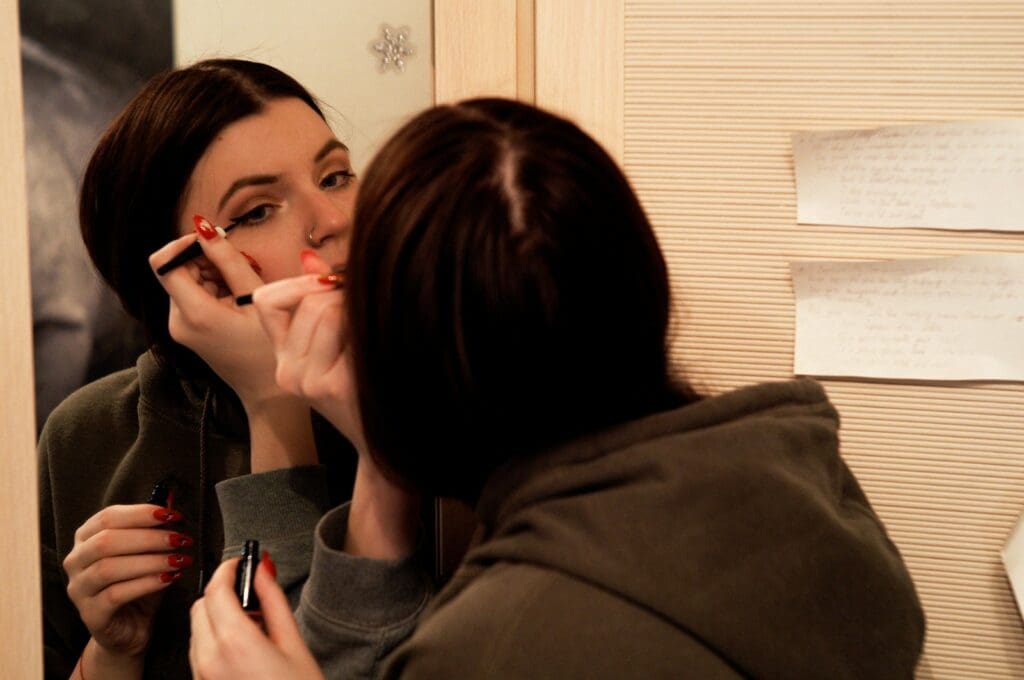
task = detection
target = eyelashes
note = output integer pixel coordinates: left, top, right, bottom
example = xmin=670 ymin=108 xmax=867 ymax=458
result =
xmin=230 ymin=203 xmax=275 ymax=226
xmin=228 ymin=169 xmax=356 ymax=227
xmin=321 ymin=169 xmax=356 ymax=190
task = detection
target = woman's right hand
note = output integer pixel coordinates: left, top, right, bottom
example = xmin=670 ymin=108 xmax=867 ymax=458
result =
xmin=148 ymin=231 xmax=279 ymax=410
xmin=63 ymin=503 xmax=191 ymax=657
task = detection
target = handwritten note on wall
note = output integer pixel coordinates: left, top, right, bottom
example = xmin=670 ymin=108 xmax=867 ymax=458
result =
xmin=790 ymin=254 xmax=1024 ymax=381
xmin=792 ymin=120 xmax=1024 ymax=231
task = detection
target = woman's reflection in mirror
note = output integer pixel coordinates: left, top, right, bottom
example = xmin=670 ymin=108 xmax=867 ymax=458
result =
xmin=39 ymin=59 xmax=358 ymax=680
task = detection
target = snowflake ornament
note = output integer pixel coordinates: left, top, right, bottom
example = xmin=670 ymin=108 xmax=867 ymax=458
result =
xmin=372 ymin=24 xmax=413 ymax=73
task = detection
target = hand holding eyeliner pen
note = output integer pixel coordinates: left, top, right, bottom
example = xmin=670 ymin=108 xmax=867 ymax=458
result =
xmin=155 ymin=215 xmax=243 ymax=276
xmin=234 ymin=268 xmax=345 ymax=306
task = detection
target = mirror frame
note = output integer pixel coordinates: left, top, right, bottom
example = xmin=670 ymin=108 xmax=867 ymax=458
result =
xmin=0 ymin=0 xmax=533 ymax=674
xmin=1 ymin=0 xmax=42 ymax=675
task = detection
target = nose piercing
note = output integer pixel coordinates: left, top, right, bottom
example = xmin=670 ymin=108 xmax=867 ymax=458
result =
xmin=306 ymin=226 xmax=322 ymax=248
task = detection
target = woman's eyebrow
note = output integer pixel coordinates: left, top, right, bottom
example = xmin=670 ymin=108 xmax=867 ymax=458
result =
xmin=314 ymin=139 xmax=349 ymax=163
xmin=217 ymin=174 xmax=278 ymax=211
xmin=215 ymin=141 xmax=348 ymax=211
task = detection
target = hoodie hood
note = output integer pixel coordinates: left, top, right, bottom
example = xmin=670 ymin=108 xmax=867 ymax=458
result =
xmin=462 ymin=378 xmax=924 ymax=679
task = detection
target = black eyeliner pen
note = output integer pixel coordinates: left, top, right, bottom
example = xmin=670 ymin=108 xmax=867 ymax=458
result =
xmin=235 ymin=268 xmax=345 ymax=306
xmin=155 ymin=215 xmax=243 ymax=276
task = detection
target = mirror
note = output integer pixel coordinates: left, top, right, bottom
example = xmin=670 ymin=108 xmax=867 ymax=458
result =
xmin=25 ymin=0 xmax=435 ymax=429
xmin=17 ymin=0 xmax=434 ymax=675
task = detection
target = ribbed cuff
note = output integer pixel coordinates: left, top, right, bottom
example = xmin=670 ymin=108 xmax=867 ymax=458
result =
xmin=302 ymin=504 xmax=431 ymax=629
xmin=215 ymin=465 xmax=331 ymax=553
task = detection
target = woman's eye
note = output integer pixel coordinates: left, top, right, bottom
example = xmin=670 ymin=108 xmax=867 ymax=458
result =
xmin=321 ymin=170 xmax=356 ymax=190
xmin=232 ymin=204 xmax=274 ymax=226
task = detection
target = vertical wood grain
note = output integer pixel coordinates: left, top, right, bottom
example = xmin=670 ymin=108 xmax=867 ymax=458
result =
xmin=434 ymin=0 xmax=518 ymax=103
xmin=535 ymin=0 xmax=623 ymax=162
xmin=432 ymin=0 xmax=539 ymax=580
xmin=0 ymin=0 xmax=43 ymax=676
xmin=516 ymin=0 xmax=536 ymax=102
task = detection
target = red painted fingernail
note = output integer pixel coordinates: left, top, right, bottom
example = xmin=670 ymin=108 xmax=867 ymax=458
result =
xmin=317 ymin=272 xmax=343 ymax=287
xmin=167 ymin=554 xmax=193 ymax=568
xmin=261 ymin=550 xmax=277 ymax=579
xmin=194 ymin=214 xmax=218 ymax=240
xmin=169 ymin=533 xmax=193 ymax=548
xmin=240 ymin=251 xmax=263 ymax=275
xmin=153 ymin=509 xmax=183 ymax=523
xmin=160 ymin=570 xmax=184 ymax=583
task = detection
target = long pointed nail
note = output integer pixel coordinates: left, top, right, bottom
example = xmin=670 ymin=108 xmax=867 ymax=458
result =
xmin=261 ymin=550 xmax=277 ymax=579
xmin=160 ymin=570 xmax=184 ymax=583
xmin=317 ymin=272 xmax=344 ymax=287
xmin=194 ymin=214 xmax=218 ymax=240
xmin=153 ymin=509 xmax=183 ymax=523
xmin=240 ymin=252 xmax=262 ymax=275
xmin=169 ymin=533 xmax=193 ymax=548
xmin=168 ymin=554 xmax=193 ymax=568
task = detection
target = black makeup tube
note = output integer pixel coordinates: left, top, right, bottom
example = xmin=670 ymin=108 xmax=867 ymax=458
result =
xmin=235 ymin=539 xmax=262 ymax=624
xmin=148 ymin=478 xmax=172 ymax=507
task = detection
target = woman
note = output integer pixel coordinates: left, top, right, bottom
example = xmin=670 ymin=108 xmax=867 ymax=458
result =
xmin=39 ymin=59 xmax=359 ymax=680
xmin=191 ymin=99 xmax=925 ymax=679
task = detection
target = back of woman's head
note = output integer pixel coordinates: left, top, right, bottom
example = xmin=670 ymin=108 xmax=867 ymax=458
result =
xmin=80 ymin=58 xmax=323 ymax=369
xmin=349 ymin=98 xmax=697 ymax=501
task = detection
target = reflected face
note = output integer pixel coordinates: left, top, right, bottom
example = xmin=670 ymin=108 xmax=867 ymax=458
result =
xmin=179 ymin=97 xmax=355 ymax=282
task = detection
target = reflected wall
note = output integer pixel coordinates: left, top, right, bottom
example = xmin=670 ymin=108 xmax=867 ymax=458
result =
xmin=21 ymin=0 xmax=170 ymax=430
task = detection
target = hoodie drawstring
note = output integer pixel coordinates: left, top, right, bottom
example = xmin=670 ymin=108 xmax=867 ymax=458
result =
xmin=196 ymin=386 xmax=211 ymax=595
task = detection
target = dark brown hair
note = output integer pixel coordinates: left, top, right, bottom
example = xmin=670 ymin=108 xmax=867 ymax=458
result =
xmin=79 ymin=58 xmax=324 ymax=372
xmin=348 ymin=98 xmax=699 ymax=501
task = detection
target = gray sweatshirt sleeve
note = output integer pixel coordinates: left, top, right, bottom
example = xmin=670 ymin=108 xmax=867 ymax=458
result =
xmin=215 ymin=465 xmax=332 ymax=605
xmin=297 ymin=504 xmax=433 ymax=680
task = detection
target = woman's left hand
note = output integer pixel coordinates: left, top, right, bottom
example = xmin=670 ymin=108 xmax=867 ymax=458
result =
xmin=189 ymin=554 xmax=324 ymax=680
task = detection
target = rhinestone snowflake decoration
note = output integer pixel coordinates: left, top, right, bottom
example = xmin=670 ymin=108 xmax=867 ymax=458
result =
xmin=372 ymin=24 xmax=413 ymax=73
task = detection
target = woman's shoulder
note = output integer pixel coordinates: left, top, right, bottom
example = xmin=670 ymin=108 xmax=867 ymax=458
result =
xmin=43 ymin=365 xmax=142 ymax=433
xmin=389 ymin=562 xmax=741 ymax=679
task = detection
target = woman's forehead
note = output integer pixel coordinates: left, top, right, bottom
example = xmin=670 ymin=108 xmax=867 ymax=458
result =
xmin=184 ymin=98 xmax=344 ymax=205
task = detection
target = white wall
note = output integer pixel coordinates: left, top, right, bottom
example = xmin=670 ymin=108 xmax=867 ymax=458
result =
xmin=173 ymin=0 xmax=434 ymax=173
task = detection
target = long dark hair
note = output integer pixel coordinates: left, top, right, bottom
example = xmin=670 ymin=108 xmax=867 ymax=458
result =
xmin=80 ymin=58 xmax=325 ymax=373
xmin=347 ymin=98 xmax=699 ymax=501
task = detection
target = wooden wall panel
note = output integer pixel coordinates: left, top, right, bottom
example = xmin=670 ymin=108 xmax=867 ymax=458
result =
xmin=434 ymin=0 xmax=518 ymax=102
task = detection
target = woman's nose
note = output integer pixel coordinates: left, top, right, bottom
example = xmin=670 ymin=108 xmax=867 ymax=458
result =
xmin=307 ymin=190 xmax=353 ymax=248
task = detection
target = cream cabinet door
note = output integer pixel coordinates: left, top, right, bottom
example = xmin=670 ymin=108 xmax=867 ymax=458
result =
xmin=536 ymin=2 xmax=1024 ymax=678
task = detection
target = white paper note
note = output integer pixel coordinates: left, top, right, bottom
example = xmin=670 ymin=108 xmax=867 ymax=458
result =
xmin=790 ymin=254 xmax=1024 ymax=381
xmin=1002 ymin=512 xmax=1024 ymax=619
xmin=792 ymin=120 xmax=1024 ymax=231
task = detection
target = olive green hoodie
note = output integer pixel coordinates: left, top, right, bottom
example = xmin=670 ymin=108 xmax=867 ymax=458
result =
xmin=39 ymin=351 xmax=354 ymax=680
xmin=381 ymin=378 xmax=924 ymax=678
